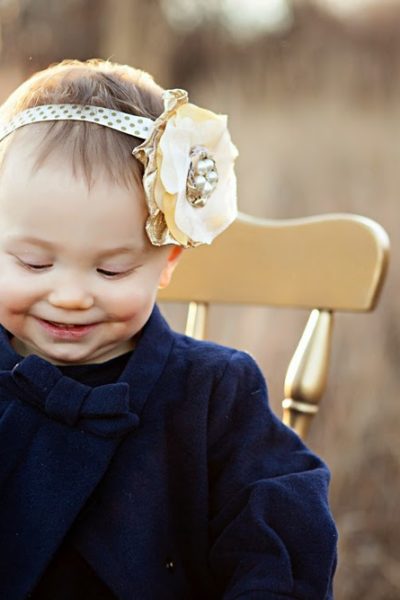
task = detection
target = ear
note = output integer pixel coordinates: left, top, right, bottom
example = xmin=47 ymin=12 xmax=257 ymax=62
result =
xmin=158 ymin=246 xmax=184 ymax=289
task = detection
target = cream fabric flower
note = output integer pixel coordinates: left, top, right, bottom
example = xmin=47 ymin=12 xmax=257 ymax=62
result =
xmin=133 ymin=89 xmax=238 ymax=247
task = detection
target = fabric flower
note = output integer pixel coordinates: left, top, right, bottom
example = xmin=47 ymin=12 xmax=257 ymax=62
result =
xmin=133 ymin=89 xmax=238 ymax=247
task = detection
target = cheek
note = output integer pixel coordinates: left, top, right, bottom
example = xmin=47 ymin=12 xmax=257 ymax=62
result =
xmin=0 ymin=272 xmax=39 ymax=313
xmin=101 ymin=279 xmax=157 ymax=320
xmin=0 ymin=278 xmax=34 ymax=331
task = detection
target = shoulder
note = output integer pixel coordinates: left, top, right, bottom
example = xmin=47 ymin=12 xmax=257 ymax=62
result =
xmin=173 ymin=332 xmax=254 ymax=367
xmin=148 ymin=306 xmax=265 ymax=392
xmin=169 ymin=328 xmax=264 ymax=386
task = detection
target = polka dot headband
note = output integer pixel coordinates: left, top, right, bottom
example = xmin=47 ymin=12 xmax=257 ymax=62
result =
xmin=0 ymin=90 xmax=238 ymax=248
xmin=0 ymin=104 xmax=154 ymax=142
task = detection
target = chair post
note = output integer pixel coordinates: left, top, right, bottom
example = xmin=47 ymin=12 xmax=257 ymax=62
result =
xmin=185 ymin=301 xmax=208 ymax=340
xmin=282 ymin=309 xmax=334 ymax=439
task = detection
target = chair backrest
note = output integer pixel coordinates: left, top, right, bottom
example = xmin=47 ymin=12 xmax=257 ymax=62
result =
xmin=158 ymin=212 xmax=390 ymax=439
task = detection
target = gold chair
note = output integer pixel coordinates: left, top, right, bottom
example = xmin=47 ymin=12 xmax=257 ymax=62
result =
xmin=158 ymin=212 xmax=389 ymax=440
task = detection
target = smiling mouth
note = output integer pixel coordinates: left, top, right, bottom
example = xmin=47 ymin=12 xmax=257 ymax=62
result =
xmin=36 ymin=318 xmax=99 ymax=337
xmin=44 ymin=319 xmax=95 ymax=329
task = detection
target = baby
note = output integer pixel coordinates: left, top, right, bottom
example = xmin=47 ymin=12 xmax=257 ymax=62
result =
xmin=0 ymin=60 xmax=337 ymax=599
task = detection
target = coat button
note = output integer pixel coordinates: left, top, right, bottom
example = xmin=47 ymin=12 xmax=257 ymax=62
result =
xmin=165 ymin=558 xmax=175 ymax=572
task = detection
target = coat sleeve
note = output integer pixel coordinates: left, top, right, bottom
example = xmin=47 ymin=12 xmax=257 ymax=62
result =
xmin=207 ymin=351 xmax=337 ymax=600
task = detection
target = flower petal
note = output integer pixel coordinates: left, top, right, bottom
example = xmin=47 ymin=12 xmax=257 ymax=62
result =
xmin=174 ymin=167 xmax=237 ymax=244
xmin=134 ymin=88 xmax=238 ymax=247
xmin=159 ymin=125 xmax=191 ymax=194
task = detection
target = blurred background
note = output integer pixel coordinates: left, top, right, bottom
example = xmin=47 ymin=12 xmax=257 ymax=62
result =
xmin=0 ymin=0 xmax=398 ymax=597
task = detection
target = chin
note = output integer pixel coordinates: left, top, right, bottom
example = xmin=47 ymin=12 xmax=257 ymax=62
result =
xmin=37 ymin=345 xmax=95 ymax=366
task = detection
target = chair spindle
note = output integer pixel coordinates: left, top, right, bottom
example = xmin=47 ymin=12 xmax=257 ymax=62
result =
xmin=282 ymin=309 xmax=334 ymax=439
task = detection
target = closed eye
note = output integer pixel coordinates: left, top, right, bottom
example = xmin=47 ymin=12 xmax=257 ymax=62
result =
xmin=96 ymin=268 xmax=134 ymax=279
xmin=18 ymin=260 xmax=52 ymax=271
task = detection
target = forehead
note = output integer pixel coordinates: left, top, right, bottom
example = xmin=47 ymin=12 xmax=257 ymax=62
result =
xmin=0 ymin=132 xmax=150 ymax=251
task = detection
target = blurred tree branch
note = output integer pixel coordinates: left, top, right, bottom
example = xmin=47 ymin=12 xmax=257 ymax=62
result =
xmin=100 ymin=0 xmax=174 ymax=86
xmin=0 ymin=0 xmax=105 ymax=74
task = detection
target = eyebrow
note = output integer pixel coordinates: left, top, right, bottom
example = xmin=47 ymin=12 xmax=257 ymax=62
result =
xmin=97 ymin=246 xmax=143 ymax=258
xmin=6 ymin=235 xmax=54 ymax=249
xmin=6 ymin=236 xmax=143 ymax=256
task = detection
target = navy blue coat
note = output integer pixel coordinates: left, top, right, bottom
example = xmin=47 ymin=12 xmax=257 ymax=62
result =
xmin=0 ymin=305 xmax=337 ymax=599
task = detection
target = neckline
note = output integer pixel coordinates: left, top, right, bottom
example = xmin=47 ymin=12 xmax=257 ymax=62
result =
xmin=0 ymin=305 xmax=175 ymax=416
xmin=59 ymin=351 xmax=133 ymax=386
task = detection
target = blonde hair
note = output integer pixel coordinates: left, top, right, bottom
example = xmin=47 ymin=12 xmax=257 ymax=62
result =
xmin=0 ymin=59 xmax=165 ymax=187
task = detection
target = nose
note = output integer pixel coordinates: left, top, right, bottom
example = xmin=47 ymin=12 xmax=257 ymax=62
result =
xmin=48 ymin=279 xmax=94 ymax=310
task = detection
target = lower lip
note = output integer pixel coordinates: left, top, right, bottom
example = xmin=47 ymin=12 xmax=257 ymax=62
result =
xmin=36 ymin=318 xmax=99 ymax=340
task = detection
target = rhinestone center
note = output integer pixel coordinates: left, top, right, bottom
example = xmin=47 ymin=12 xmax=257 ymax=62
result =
xmin=186 ymin=146 xmax=219 ymax=208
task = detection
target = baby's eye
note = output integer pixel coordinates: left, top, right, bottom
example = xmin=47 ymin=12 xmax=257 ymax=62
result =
xmin=96 ymin=268 xmax=131 ymax=279
xmin=18 ymin=260 xmax=52 ymax=271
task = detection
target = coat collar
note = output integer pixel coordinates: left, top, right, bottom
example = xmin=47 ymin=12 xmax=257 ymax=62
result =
xmin=117 ymin=304 xmax=175 ymax=415
xmin=0 ymin=305 xmax=175 ymax=436
xmin=0 ymin=305 xmax=177 ymax=597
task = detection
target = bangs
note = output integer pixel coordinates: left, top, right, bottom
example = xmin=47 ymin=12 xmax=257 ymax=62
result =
xmin=0 ymin=59 xmax=165 ymax=189
xmin=30 ymin=120 xmax=145 ymax=189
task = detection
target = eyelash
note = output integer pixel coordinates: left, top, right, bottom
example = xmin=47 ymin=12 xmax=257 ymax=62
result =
xmin=17 ymin=261 xmax=133 ymax=279
xmin=20 ymin=262 xmax=52 ymax=272
xmin=96 ymin=268 xmax=131 ymax=279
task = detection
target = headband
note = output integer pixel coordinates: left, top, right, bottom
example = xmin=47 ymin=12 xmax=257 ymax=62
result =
xmin=0 ymin=89 xmax=238 ymax=248
xmin=0 ymin=104 xmax=154 ymax=142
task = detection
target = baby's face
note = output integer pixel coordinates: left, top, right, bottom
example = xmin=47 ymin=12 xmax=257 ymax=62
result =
xmin=0 ymin=137 xmax=176 ymax=364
